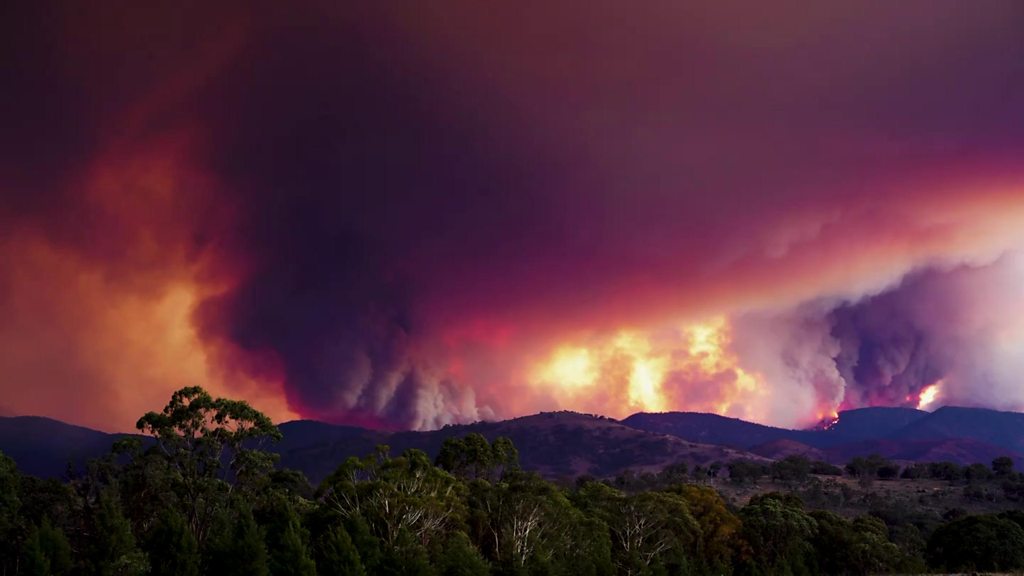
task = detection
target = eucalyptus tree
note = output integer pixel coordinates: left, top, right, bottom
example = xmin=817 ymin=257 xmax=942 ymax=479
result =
xmin=320 ymin=447 xmax=466 ymax=548
xmin=134 ymin=386 xmax=282 ymax=545
xmin=573 ymin=481 xmax=699 ymax=576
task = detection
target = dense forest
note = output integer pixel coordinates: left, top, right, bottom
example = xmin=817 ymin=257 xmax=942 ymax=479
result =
xmin=3 ymin=387 xmax=1024 ymax=576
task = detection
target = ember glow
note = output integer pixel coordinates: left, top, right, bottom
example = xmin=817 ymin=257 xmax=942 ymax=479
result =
xmin=529 ymin=318 xmax=771 ymax=421
xmin=5 ymin=2 xmax=1024 ymax=431
xmin=917 ymin=383 xmax=942 ymax=411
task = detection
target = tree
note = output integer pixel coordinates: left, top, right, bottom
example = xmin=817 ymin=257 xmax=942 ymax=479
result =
xmin=810 ymin=511 xmax=900 ymax=575
xmin=928 ymin=514 xmax=1024 ymax=572
xmin=467 ymin=471 xmax=597 ymax=573
xmin=771 ymin=455 xmax=811 ymax=483
xmin=0 ymin=451 xmax=22 ymax=573
xmin=135 ymin=386 xmax=282 ymax=546
xmin=376 ymin=528 xmax=433 ymax=576
xmin=145 ymin=510 xmax=200 ymax=576
xmin=845 ymin=454 xmax=896 ymax=485
xmin=993 ymin=456 xmax=1015 ymax=477
xmin=670 ymin=484 xmax=741 ymax=574
xmin=345 ymin=515 xmax=384 ymax=573
xmin=88 ymin=490 xmax=149 ymax=576
xmin=321 ymin=448 xmax=466 ymax=548
xmin=900 ymin=463 xmax=928 ymax=480
xmin=205 ymin=501 xmax=270 ymax=576
xmin=965 ymin=462 xmax=993 ymax=483
xmin=38 ymin=517 xmax=73 ymax=575
xmin=16 ymin=518 xmax=72 ymax=576
xmin=315 ymin=525 xmax=365 ymax=576
xmin=927 ymin=461 xmax=963 ymax=482
xmin=739 ymin=493 xmax=817 ymax=574
xmin=490 ymin=436 xmax=520 ymax=479
xmin=435 ymin=433 xmax=519 ymax=481
xmin=574 ymin=482 xmax=699 ymax=576
xmin=432 ymin=531 xmax=491 ymax=576
xmin=265 ymin=500 xmax=316 ymax=576
xmin=22 ymin=523 xmax=52 ymax=576
xmin=727 ymin=459 xmax=766 ymax=484
xmin=657 ymin=461 xmax=689 ymax=485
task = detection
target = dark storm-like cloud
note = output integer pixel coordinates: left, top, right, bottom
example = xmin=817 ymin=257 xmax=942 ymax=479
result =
xmin=5 ymin=1 xmax=1024 ymax=429
xmin=829 ymin=259 xmax=1024 ymax=411
xmin=831 ymin=271 xmax=961 ymax=407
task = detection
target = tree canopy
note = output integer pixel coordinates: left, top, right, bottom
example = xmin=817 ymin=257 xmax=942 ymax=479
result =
xmin=3 ymin=386 xmax=1024 ymax=576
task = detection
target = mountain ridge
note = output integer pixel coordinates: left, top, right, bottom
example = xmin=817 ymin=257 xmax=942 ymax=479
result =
xmin=2 ymin=405 xmax=1022 ymax=483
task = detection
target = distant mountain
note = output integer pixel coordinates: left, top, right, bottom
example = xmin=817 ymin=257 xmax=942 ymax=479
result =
xmin=821 ymin=437 xmax=1024 ymax=466
xmin=279 ymin=411 xmax=767 ymax=483
xmin=0 ymin=412 xmax=765 ymax=484
xmin=273 ymin=421 xmax=387 ymax=483
xmin=748 ymin=439 xmax=826 ymax=461
xmin=623 ymin=407 xmax=934 ymax=450
xmin=620 ymin=412 xmax=822 ymax=449
xmin=821 ymin=407 xmax=929 ymax=441
xmin=892 ymin=406 xmax=1024 ymax=453
xmin=0 ymin=416 xmax=127 ymax=478
xmin=3 ymin=405 xmax=1023 ymax=483
xmin=623 ymin=406 xmax=1024 ymax=466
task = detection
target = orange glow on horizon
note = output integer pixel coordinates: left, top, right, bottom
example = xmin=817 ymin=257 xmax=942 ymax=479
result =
xmin=528 ymin=317 xmax=787 ymax=420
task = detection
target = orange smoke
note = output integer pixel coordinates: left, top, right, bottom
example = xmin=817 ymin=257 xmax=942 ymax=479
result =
xmin=0 ymin=134 xmax=297 ymax=431
xmin=528 ymin=317 xmax=798 ymax=422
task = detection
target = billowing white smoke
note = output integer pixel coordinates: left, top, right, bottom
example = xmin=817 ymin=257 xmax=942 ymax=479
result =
xmin=731 ymin=304 xmax=846 ymax=427
xmin=731 ymin=252 xmax=1024 ymax=419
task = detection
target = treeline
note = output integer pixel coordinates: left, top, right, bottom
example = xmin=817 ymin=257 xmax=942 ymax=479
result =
xmin=2 ymin=387 xmax=1024 ymax=575
xmin=703 ymin=453 xmax=1019 ymax=487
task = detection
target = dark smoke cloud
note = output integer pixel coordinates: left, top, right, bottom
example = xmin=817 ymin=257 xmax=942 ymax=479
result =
xmin=734 ymin=255 xmax=1024 ymax=421
xmin=830 ymin=256 xmax=1024 ymax=411
xmin=727 ymin=252 xmax=1024 ymax=425
xmin=5 ymin=1 xmax=1024 ymax=430
xmin=831 ymin=279 xmax=951 ymax=407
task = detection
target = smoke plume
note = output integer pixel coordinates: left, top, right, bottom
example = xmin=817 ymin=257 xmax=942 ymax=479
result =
xmin=3 ymin=1 xmax=1024 ymax=430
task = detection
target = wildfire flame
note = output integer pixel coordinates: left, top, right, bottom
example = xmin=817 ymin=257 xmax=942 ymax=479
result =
xmin=529 ymin=317 xmax=777 ymax=420
xmin=917 ymin=382 xmax=941 ymax=410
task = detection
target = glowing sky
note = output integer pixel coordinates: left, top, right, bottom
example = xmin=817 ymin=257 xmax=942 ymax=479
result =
xmin=3 ymin=2 xmax=1024 ymax=431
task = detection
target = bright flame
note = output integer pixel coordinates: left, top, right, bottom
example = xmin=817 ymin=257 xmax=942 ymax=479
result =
xmin=536 ymin=347 xmax=597 ymax=391
xmin=813 ymin=410 xmax=840 ymax=430
xmin=529 ymin=316 xmax=779 ymax=418
xmin=917 ymin=382 xmax=941 ymax=410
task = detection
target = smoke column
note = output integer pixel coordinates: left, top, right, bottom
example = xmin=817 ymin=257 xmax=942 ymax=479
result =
xmin=3 ymin=2 xmax=1024 ymax=430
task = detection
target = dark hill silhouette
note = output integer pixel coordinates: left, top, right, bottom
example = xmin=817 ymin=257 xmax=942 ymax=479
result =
xmin=748 ymin=438 xmax=826 ymax=461
xmin=822 ymin=437 xmax=1024 ymax=466
xmin=3 ymin=405 xmax=1024 ymax=483
xmin=622 ymin=407 xmax=934 ymax=449
xmin=0 ymin=412 xmax=764 ymax=484
xmin=273 ymin=420 xmax=387 ymax=483
xmin=278 ymin=411 xmax=767 ymax=483
xmin=0 ymin=416 xmax=128 ymax=478
xmin=620 ymin=411 xmax=822 ymax=449
xmin=891 ymin=406 xmax=1024 ymax=453
xmin=822 ymin=407 xmax=929 ymax=440
xmin=415 ymin=411 xmax=769 ymax=479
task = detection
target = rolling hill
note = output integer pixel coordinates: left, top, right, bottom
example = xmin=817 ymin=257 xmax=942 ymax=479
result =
xmin=0 ymin=416 xmax=130 ymax=478
xmin=0 ymin=411 xmax=766 ymax=484
xmin=2 ymin=405 xmax=1022 ymax=483
xmin=822 ymin=407 xmax=929 ymax=440
xmin=621 ymin=406 xmax=1023 ymax=466
xmin=891 ymin=406 xmax=1024 ymax=453
xmin=277 ymin=411 xmax=767 ymax=483
xmin=623 ymin=407 xmax=934 ymax=450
